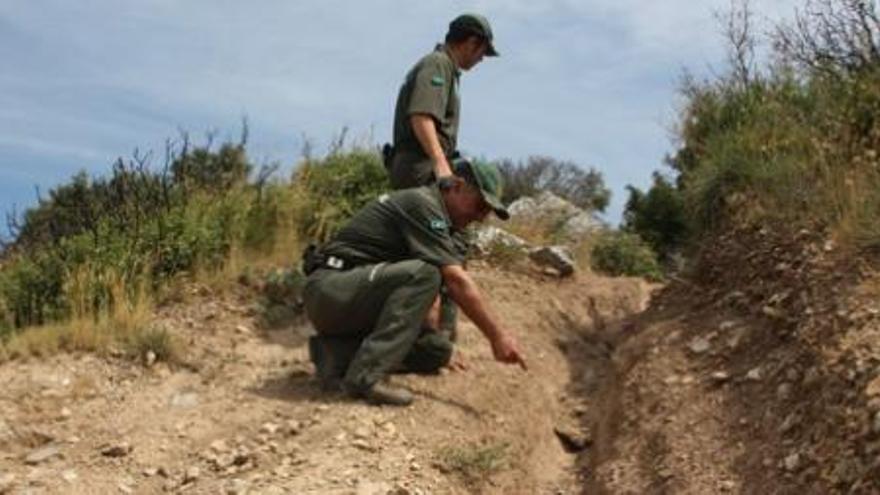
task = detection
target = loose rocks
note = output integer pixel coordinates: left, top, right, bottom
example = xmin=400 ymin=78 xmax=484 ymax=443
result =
xmin=24 ymin=444 xmax=61 ymax=465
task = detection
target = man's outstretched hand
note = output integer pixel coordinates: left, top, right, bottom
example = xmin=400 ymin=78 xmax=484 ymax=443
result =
xmin=491 ymin=333 xmax=528 ymax=371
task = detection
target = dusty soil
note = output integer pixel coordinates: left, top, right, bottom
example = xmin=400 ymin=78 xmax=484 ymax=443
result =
xmin=579 ymin=226 xmax=880 ymax=494
xmin=3 ymin=224 xmax=879 ymax=495
xmin=0 ymin=264 xmax=652 ymax=494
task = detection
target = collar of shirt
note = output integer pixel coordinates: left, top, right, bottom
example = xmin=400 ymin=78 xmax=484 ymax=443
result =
xmin=435 ymin=43 xmax=462 ymax=78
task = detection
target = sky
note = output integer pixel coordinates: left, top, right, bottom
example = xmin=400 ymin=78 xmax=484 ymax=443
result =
xmin=0 ymin=0 xmax=802 ymax=235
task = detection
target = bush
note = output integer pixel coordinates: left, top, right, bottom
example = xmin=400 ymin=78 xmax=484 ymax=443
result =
xmin=126 ymin=325 xmax=181 ymax=365
xmin=591 ymin=232 xmax=663 ymax=281
xmin=292 ymin=148 xmax=389 ymax=242
xmin=623 ymin=172 xmax=688 ymax=260
xmin=0 ymin=135 xmax=298 ymax=334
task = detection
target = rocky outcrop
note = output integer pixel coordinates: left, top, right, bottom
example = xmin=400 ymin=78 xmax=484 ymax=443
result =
xmin=508 ymin=191 xmax=602 ymax=240
xmin=473 ymin=192 xmax=601 ymax=277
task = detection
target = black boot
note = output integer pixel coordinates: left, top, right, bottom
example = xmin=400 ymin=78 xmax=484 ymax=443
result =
xmin=308 ymin=336 xmax=361 ymax=391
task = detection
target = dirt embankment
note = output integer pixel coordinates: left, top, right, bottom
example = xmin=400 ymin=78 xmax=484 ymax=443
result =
xmin=582 ymin=226 xmax=880 ymax=494
xmin=0 ymin=264 xmax=652 ymax=495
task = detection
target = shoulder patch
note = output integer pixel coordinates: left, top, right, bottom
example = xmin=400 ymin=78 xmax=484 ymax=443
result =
xmin=429 ymin=218 xmax=448 ymax=231
xmin=430 ymin=75 xmax=445 ymax=87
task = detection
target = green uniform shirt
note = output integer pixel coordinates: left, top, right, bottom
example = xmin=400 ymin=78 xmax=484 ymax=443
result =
xmin=392 ymin=45 xmax=461 ymax=167
xmin=322 ymin=186 xmax=467 ymax=267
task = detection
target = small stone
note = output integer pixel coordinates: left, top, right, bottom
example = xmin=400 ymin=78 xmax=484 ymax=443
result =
xmin=352 ymin=439 xmax=373 ymax=451
xmin=25 ymin=444 xmax=61 ymax=465
xmin=356 ymin=480 xmax=391 ymax=495
xmin=353 ymin=427 xmax=370 ymax=440
xmin=235 ymin=325 xmax=252 ymax=335
xmin=777 ymin=383 xmax=793 ymax=400
xmin=780 ymin=413 xmax=799 ymax=434
xmin=0 ymin=419 xmax=14 ymax=444
xmin=687 ymin=337 xmax=711 ymax=354
xmin=719 ymin=321 xmax=737 ymax=331
xmin=286 ymin=420 xmax=302 ymax=436
xmin=410 ymin=462 xmax=421 ymax=472
xmin=183 ymin=466 xmax=200 ymax=484
xmin=784 ymin=453 xmax=801 ymax=472
xmin=145 ymin=351 xmax=157 ymax=367
xmin=866 ymin=375 xmax=880 ymax=397
xmin=142 ymin=467 xmax=158 ymax=477
xmin=528 ymin=246 xmax=576 ymax=277
xmin=761 ymin=306 xmax=784 ymax=319
xmin=720 ymin=480 xmax=736 ymax=491
xmin=169 ymin=392 xmax=200 ymax=409
xmin=226 ymin=479 xmax=249 ymax=495
xmin=60 ymin=469 xmax=78 ymax=483
xmin=260 ymin=422 xmax=280 ymax=435
xmin=210 ymin=439 xmax=229 ymax=453
xmin=101 ymin=442 xmax=132 ymax=458
xmin=746 ymin=368 xmax=762 ymax=381
xmin=802 ymin=367 xmax=821 ymax=388
xmin=710 ymin=371 xmax=730 ymax=383
xmin=117 ymin=483 xmax=133 ymax=494
xmin=554 ymin=425 xmax=591 ymax=452
xmin=59 ymin=407 xmax=72 ymax=419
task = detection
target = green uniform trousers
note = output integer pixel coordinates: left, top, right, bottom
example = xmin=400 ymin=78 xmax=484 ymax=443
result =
xmin=303 ymin=259 xmax=454 ymax=391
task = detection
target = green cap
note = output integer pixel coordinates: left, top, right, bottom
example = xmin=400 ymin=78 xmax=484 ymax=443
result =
xmin=449 ymin=13 xmax=499 ymax=57
xmin=453 ymin=156 xmax=509 ymax=220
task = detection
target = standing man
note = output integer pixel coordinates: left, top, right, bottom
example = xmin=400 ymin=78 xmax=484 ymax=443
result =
xmin=386 ymin=13 xmax=498 ymax=189
xmin=303 ymin=158 xmax=526 ymax=406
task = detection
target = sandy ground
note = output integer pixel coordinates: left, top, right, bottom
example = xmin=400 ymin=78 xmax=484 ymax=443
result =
xmin=0 ymin=265 xmax=653 ymax=494
xmin=5 ymin=253 xmax=876 ymax=494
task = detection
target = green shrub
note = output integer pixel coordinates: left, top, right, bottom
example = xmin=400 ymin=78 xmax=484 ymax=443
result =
xmin=125 ymin=325 xmax=181 ymax=365
xmin=591 ymin=232 xmax=663 ymax=281
xmin=293 ymin=148 xmax=389 ymax=242
xmin=623 ymin=173 xmax=688 ymax=260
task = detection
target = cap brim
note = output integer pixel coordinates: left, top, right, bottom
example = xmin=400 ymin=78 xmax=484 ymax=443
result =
xmin=483 ymin=193 xmax=509 ymax=220
xmin=486 ymin=42 xmax=499 ymax=57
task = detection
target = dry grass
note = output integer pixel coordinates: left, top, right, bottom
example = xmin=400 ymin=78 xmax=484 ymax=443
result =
xmin=1 ymin=263 xmax=154 ymax=361
xmin=436 ymin=441 xmax=509 ymax=488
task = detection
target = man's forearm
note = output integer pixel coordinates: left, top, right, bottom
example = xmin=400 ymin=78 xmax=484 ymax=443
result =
xmin=442 ymin=266 xmax=503 ymax=342
xmin=410 ymin=114 xmax=452 ymax=177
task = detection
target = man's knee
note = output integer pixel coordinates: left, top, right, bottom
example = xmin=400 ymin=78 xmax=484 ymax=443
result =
xmin=401 ymin=332 xmax=453 ymax=373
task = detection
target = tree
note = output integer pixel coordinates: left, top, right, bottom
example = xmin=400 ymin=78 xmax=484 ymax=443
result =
xmin=622 ymin=172 xmax=688 ymax=260
xmin=774 ymin=0 xmax=880 ymax=76
xmin=496 ymin=156 xmax=611 ymax=212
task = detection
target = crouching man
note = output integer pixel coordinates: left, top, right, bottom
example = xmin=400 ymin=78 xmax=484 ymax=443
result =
xmin=302 ymin=157 xmax=527 ymax=406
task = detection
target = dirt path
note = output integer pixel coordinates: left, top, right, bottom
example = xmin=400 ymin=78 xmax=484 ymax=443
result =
xmin=0 ymin=265 xmax=653 ymax=494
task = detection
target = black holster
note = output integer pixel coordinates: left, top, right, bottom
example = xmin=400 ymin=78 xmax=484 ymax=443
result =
xmin=382 ymin=143 xmax=394 ymax=171
xmin=301 ymin=243 xmax=324 ymax=276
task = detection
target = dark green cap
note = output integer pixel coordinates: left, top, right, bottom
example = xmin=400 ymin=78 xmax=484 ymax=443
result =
xmin=449 ymin=13 xmax=499 ymax=57
xmin=453 ymin=156 xmax=509 ymax=220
